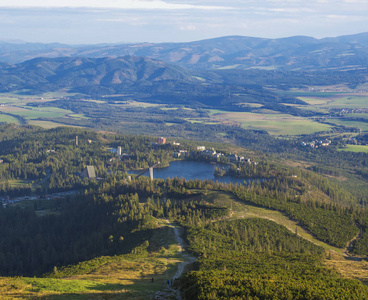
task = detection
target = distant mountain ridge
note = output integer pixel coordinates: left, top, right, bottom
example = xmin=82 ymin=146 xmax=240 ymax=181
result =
xmin=0 ymin=56 xmax=193 ymax=94
xmin=0 ymin=33 xmax=367 ymax=70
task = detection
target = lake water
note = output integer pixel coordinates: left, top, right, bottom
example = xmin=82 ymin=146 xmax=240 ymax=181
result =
xmin=128 ymin=160 xmax=261 ymax=185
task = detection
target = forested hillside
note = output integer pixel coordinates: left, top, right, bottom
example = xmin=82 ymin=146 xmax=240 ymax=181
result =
xmin=0 ymin=124 xmax=367 ymax=298
xmin=1 ymin=33 xmax=368 ymax=71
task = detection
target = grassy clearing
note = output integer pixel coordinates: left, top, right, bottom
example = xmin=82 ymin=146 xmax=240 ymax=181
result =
xmin=324 ymin=95 xmax=368 ymax=109
xmin=84 ymin=99 xmax=107 ymax=104
xmin=160 ymin=107 xmax=178 ymax=111
xmin=184 ymin=118 xmax=218 ymax=125
xmin=40 ymin=91 xmax=78 ymax=98
xmin=296 ymin=93 xmax=368 ymax=109
xmin=69 ymin=113 xmax=89 ymax=119
xmin=338 ymin=145 xmax=368 ymax=153
xmin=0 ymin=105 xmax=74 ymax=120
xmin=203 ymin=190 xmax=368 ymax=284
xmin=28 ymin=120 xmax=81 ymax=129
xmin=236 ymin=103 xmax=263 ymax=108
xmin=206 ymin=109 xmax=233 ymax=115
xmin=324 ymin=252 xmax=368 ymax=284
xmin=8 ymin=179 xmax=33 ymax=187
xmin=204 ymin=191 xmax=343 ymax=254
xmin=328 ymin=119 xmax=368 ymax=132
xmin=298 ymin=97 xmax=331 ymax=105
xmin=210 ymin=111 xmax=331 ymax=135
xmin=120 ymin=100 xmax=161 ymax=108
xmin=0 ymin=114 xmax=21 ymax=124
xmin=0 ymin=220 xmax=185 ymax=299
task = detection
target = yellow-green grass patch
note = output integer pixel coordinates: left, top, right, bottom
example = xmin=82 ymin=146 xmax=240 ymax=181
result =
xmin=236 ymin=103 xmax=263 ymax=108
xmin=324 ymin=95 xmax=368 ymax=108
xmin=0 ymin=221 xmax=187 ymax=299
xmin=83 ymin=99 xmax=107 ymax=104
xmin=40 ymin=91 xmax=79 ymax=98
xmin=8 ymin=179 xmax=32 ymax=186
xmin=328 ymin=119 xmax=368 ymax=132
xmin=123 ymin=100 xmax=161 ymax=108
xmin=160 ymin=107 xmax=178 ymax=111
xmin=338 ymin=145 xmax=368 ymax=153
xmin=28 ymin=120 xmax=82 ymax=129
xmin=0 ymin=106 xmax=74 ymax=120
xmin=184 ymin=118 xmax=218 ymax=125
xmin=0 ymin=114 xmax=22 ymax=124
xmin=69 ymin=113 xmax=89 ymax=119
xmin=210 ymin=112 xmax=331 ymax=135
xmin=324 ymin=252 xmax=368 ymax=284
xmin=205 ymin=191 xmax=344 ymax=254
xmin=298 ymin=97 xmax=331 ymax=105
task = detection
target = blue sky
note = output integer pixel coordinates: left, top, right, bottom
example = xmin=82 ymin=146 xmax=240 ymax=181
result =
xmin=0 ymin=0 xmax=367 ymax=44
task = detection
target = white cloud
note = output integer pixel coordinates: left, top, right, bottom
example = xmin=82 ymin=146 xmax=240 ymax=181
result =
xmin=179 ymin=24 xmax=197 ymax=31
xmin=0 ymin=0 xmax=231 ymax=10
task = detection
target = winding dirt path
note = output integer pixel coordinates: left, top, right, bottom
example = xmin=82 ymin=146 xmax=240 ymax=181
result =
xmin=155 ymin=220 xmax=196 ymax=300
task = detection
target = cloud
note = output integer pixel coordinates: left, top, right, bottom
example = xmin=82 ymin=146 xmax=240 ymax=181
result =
xmin=179 ymin=24 xmax=197 ymax=31
xmin=0 ymin=0 xmax=231 ymax=10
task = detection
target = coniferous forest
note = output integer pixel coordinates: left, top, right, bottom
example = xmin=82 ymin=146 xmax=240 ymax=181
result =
xmin=0 ymin=124 xmax=367 ymax=299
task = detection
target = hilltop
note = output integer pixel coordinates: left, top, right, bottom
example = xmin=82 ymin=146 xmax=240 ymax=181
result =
xmin=0 ymin=33 xmax=368 ymax=71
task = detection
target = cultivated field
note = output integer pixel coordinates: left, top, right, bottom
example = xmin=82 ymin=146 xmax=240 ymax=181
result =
xmin=209 ymin=111 xmax=331 ymax=135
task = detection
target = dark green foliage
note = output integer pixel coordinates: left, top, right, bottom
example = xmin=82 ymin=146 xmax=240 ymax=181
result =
xmin=159 ymin=176 xmax=360 ymax=249
xmin=0 ymin=124 xmax=176 ymax=194
xmin=180 ymin=219 xmax=368 ymax=299
xmin=186 ymin=219 xmax=324 ymax=255
xmin=0 ymin=175 xmax=227 ymax=276
xmin=352 ymin=215 xmax=368 ymax=255
xmin=234 ymin=187 xmax=358 ymax=248
xmin=0 ymin=192 xmax=156 ymax=276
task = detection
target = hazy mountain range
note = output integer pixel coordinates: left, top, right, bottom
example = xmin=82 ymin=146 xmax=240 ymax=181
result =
xmin=0 ymin=33 xmax=367 ymax=71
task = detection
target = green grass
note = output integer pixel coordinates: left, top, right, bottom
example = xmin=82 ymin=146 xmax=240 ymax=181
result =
xmin=323 ymin=96 xmax=368 ymax=108
xmin=0 ymin=114 xmax=22 ymax=124
xmin=69 ymin=113 xmax=89 ymax=119
xmin=8 ymin=179 xmax=33 ymax=187
xmin=281 ymin=91 xmax=340 ymax=98
xmin=297 ymin=94 xmax=368 ymax=109
xmin=298 ymin=97 xmax=331 ymax=105
xmin=0 ymin=220 xmax=185 ymax=299
xmin=28 ymin=120 xmax=82 ymax=129
xmin=204 ymin=191 xmax=344 ymax=254
xmin=207 ymin=109 xmax=232 ymax=115
xmin=338 ymin=145 xmax=368 ymax=153
xmin=209 ymin=111 xmax=331 ymax=135
xmin=13 ymin=109 xmax=71 ymax=119
xmin=23 ymin=278 xmax=121 ymax=294
xmin=328 ymin=118 xmax=368 ymax=132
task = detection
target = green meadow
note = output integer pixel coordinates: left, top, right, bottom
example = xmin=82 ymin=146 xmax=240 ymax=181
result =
xmin=210 ymin=111 xmax=331 ymax=135
xmin=338 ymin=145 xmax=368 ymax=153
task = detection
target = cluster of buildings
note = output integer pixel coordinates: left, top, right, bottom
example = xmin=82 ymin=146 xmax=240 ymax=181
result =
xmin=174 ymin=146 xmax=254 ymax=164
xmin=334 ymin=108 xmax=368 ymax=114
xmin=151 ymin=137 xmax=180 ymax=147
xmin=108 ymin=146 xmax=133 ymax=162
xmin=300 ymin=139 xmax=331 ymax=148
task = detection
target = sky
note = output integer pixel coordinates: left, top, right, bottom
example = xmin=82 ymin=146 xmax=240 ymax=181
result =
xmin=0 ymin=0 xmax=367 ymax=44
